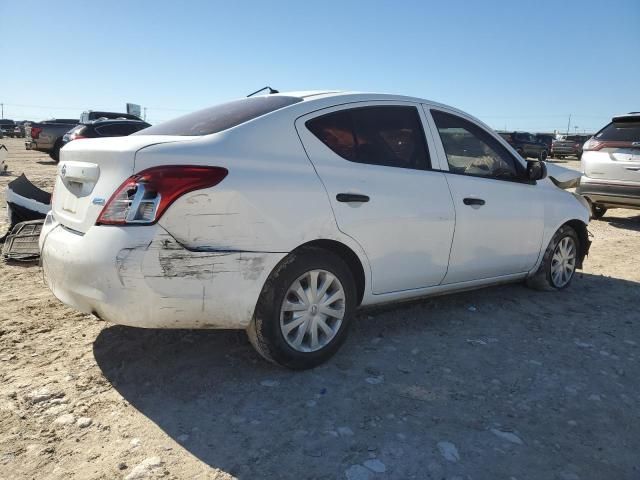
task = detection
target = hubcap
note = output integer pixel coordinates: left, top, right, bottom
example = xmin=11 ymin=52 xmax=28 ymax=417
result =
xmin=551 ymin=236 xmax=577 ymax=288
xmin=279 ymin=269 xmax=345 ymax=353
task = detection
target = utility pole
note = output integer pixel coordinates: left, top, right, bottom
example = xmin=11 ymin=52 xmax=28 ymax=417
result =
xmin=1 ymin=103 xmax=3 ymax=119
xmin=566 ymin=114 xmax=571 ymax=136
xmin=143 ymin=107 xmax=147 ymax=121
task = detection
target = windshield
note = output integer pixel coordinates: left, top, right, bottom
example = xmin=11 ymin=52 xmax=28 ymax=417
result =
xmin=135 ymin=96 xmax=302 ymax=136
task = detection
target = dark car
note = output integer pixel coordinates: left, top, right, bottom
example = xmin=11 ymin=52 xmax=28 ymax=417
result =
xmin=535 ymin=134 xmax=555 ymax=157
xmin=61 ymin=119 xmax=151 ymax=146
xmin=80 ymin=110 xmax=142 ymax=123
xmin=0 ymin=119 xmax=16 ymax=138
xmin=499 ymin=131 xmax=548 ymax=160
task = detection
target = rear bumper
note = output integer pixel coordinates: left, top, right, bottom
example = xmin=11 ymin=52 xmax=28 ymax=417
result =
xmin=39 ymin=216 xmax=286 ymax=329
xmin=577 ymin=176 xmax=640 ymax=208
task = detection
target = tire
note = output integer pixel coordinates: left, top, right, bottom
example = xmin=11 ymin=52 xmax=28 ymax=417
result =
xmin=591 ymin=204 xmax=607 ymax=219
xmin=49 ymin=141 xmax=62 ymax=163
xmin=247 ymin=247 xmax=357 ymax=370
xmin=539 ymin=150 xmax=548 ymax=161
xmin=526 ymin=225 xmax=580 ymax=291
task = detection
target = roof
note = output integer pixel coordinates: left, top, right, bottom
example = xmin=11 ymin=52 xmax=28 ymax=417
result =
xmin=267 ymin=90 xmax=492 ymax=131
xmin=612 ymin=112 xmax=640 ymax=122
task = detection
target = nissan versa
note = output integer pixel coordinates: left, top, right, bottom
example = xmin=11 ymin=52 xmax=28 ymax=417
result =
xmin=39 ymin=91 xmax=591 ymax=369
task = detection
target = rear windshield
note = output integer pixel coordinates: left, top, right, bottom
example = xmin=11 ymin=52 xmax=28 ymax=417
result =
xmin=595 ymin=120 xmax=640 ymax=142
xmin=135 ymin=96 xmax=302 ymax=136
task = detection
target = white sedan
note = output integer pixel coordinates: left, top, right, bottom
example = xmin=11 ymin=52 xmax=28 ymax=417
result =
xmin=40 ymin=91 xmax=591 ymax=369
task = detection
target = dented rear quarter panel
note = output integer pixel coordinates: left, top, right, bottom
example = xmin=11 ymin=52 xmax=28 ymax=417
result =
xmin=41 ymin=219 xmax=287 ymax=329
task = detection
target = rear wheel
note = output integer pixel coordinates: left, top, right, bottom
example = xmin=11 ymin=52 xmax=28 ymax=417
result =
xmin=526 ymin=225 xmax=579 ymax=290
xmin=591 ymin=204 xmax=607 ymax=219
xmin=247 ymin=248 xmax=357 ymax=369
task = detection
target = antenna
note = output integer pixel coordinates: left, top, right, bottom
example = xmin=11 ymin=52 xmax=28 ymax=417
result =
xmin=247 ymin=86 xmax=280 ymax=97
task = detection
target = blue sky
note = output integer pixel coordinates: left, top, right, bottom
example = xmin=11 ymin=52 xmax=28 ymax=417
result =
xmin=1 ymin=0 xmax=638 ymax=133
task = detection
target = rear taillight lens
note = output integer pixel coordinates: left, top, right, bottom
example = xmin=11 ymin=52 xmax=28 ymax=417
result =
xmin=583 ymin=139 xmax=603 ymax=151
xmin=31 ymin=127 xmax=42 ymax=139
xmin=96 ymin=166 xmax=228 ymax=225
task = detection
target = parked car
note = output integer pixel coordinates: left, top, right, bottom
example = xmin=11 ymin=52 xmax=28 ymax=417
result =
xmin=12 ymin=121 xmax=29 ymax=138
xmin=499 ymin=131 xmax=548 ymax=160
xmin=61 ymin=119 xmax=151 ymax=147
xmin=80 ymin=111 xmax=142 ymax=123
xmin=551 ymin=135 xmax=590 ymax=159
xmin=577 ymin=113 xmax=640 ymax=218
xmin=0 ymin=119 xmax=16 ymax=138
xmin=40 ymin=91 xmax=590 ymax=369
xmin=26 ymin=118 xmax=79 ymax=162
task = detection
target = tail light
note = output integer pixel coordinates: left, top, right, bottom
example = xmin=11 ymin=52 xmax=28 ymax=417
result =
xmin=583 ymin=138 xmax=636 ymax=152
xmin=31 ymin=127 xmax=42 ymax=139
xmin=583 ymin=139 xmax=605 ymax=151
xmin=97 ymin=166 xmax=228 ymax=225
xmin=70 ymin=134 xmax=87 ymax=141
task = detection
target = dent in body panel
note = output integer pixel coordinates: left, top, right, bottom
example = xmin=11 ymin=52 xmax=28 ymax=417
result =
xmin=111 ymin=228 xmax=280 ymax=328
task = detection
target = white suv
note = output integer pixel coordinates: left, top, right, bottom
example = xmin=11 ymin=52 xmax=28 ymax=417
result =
xmin=578 ymin=113 xmax=640 ymax=218
xmin=40 ymin=91 xmax=590 ymax=369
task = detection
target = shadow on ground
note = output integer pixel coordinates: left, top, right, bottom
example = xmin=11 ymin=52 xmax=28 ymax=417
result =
xmin=94 ymin=273 xmax=640 ymax=479
xmin=604 ymin=214 xmax=640 ymax=232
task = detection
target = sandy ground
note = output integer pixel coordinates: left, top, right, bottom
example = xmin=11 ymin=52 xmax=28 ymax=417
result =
xmin=0 ymin=136 xmax=639 ymax=480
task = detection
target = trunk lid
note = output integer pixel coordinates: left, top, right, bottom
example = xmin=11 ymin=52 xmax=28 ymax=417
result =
xmin=53 ymin=135 xmax=187 ymax=233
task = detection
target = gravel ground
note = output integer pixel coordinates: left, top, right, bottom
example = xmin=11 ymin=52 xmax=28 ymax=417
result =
xmin=0 ymin=136 xmax=639 ymax=480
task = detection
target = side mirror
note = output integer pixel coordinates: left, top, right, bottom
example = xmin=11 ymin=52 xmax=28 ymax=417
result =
xmin=527 ymin=160 xmax=547 ymax=181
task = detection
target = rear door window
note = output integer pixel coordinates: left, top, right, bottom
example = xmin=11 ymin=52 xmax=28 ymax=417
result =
xmin=431 ymin=109 xmax=524 ymax=180
xmin=306 ymin=106 xmax=431 ymax=170
xmin=136 ymin=96 xmax=302 ymax=136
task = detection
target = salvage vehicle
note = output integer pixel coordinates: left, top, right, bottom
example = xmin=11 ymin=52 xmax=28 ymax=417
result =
xmin=39 ymin=91 xmax=591 ymax=369
xmin=552 ymin=135 xmax=590 ymax=159
xmin=26 ymin=118 xmax=79 ymax=162
xmin=62 ymin=119 xmax=151 ymax=147
xmin=499 ymin=131 xmax=548 ymax=161
xmin=577 ymin=113 xmax=640 ymax=218
xmin=0 ymin=119 xmax=16 ymax=138
xmin=536 ymin=133 xmax=555 ymax=157
xmin=79 ymin=110 xmax=143 ymax=123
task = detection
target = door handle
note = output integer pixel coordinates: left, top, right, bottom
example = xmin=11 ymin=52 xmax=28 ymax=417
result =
xmin=463 ymin=197 xmax=485 ymax=206
xmin=336 ymin=193 xmax=370 ymax=203
xmin=625 ymin=167 xmax=640 ymax=171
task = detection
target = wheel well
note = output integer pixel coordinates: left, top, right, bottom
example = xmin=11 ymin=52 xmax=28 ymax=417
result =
xmin=564 ymin=219 xmax=590 ymax=268
xmin=294 ymin=239 xmax=366 ymax=305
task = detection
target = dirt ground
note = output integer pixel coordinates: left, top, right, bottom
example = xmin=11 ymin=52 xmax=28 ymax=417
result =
xmin=0 ymin=136 xmax=639 ymax=480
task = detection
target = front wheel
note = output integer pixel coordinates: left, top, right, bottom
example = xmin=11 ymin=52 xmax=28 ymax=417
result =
xmin=591 ymin=204 xmax=607 ymax=219
xmin=526 ymin=225 xmax=580 ymax=291
xmin=49 ymin=142 xmax=62 ymax=163
xmin=247 ymin=248 xmax=357 ymax=369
